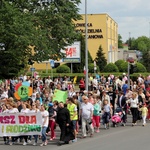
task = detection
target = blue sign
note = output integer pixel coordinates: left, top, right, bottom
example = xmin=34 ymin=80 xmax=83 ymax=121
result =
xmin=50 ymin=60 xmax=55 ymax=67
xmin=30 ymin=68 xmax=35 ymax=72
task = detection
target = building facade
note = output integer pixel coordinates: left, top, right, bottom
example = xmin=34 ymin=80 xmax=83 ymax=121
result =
xmin=74 ymin=13 xmax=118 ymax=63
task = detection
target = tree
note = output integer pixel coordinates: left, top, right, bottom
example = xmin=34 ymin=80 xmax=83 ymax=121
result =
xmin=0 ymin=0 xmax=81 ymax=78
xmin=142 ymin=51 xmax=150 ymax=72
xmin=118 ymin=34 xmax=123 ymax=48
xmin=94 ymin=45 xmax=107 ymax=72
xmin=132 ymin=36 xmax=150 ymax=51
xmin=127 ymin=36 xmax=150 ymax=72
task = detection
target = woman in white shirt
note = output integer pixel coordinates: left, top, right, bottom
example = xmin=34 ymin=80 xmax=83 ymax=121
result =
xmin=128 ymin=92 xmax=139 ymax=126
xmin=7 ymin=103 xmax=19 ymax=114
xmin=1 ymin=104 xmax=9 ymax=144
xmin=20 ymin=103 xmax=30 ymax=146
xmin=6 ymin=103 xmax=19 ymax=145
xmin=40 ymin=105 xmax=49 ymax=146
xmin=1 ymin=104 xmax=9 ymax=113
xmin=29 ymin=103 xmax=40 ymax=146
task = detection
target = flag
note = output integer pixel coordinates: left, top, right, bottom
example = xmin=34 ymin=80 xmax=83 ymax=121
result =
xmin=84 ymin=66 xmax=86 ymax=75
xmin=73 ymin=76 xmax=77 ymax=84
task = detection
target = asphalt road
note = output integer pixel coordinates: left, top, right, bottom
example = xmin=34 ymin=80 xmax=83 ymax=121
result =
xmin=0 ymin=116 xmax=149 ymax=150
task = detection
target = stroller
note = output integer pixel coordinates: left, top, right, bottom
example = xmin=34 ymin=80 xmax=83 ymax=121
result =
xmin=111 ymin=107 xmax=125 ymax=127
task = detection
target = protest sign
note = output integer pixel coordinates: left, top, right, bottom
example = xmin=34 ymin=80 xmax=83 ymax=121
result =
xmin=52 ymin=89 xmax=67 ymax=103
xmin=14 ymin=81 xmax=33 ymax=101
xmin=0 ymin=112 xmax=42 ymax=137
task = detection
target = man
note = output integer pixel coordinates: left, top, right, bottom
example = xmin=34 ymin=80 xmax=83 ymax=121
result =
xmin=80 ymin=96 xmax=94 ymax=138
xmin=117 ymin=91 xmax=127 ymax=126
xmin=45 ymin=76 xmax=53 ymax=87
xmin=92 ymin=76 xmax=98 ymax=92
xmin=57 ymin=102 xmax=74 ymax=145
xmin=122 ymin=80 xmax=128 ymax=95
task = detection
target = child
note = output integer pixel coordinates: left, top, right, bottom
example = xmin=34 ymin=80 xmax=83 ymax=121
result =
xmin=139 ymin=103 xmax=148 ymax=126
xmin=102 ymin=99 xmax=112 ymax=129
xmin=93 ymin=97 xmax=100 ymax=133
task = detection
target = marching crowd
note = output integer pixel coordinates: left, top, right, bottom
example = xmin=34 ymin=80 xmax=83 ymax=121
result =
xmin=0 ymin=73 xmax=150 ymax=146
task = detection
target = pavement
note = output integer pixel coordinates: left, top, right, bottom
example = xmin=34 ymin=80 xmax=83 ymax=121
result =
xmin=0 ymin=115 xmax=150 ymax=150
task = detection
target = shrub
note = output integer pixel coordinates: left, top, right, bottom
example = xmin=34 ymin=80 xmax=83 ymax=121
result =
xmin=136 ymin=62 xmax=147 ymax=72
xmin=56 ymin=65 xmax=70 ymax=73
xmin=115 ymin=60 xmax=125 ymax=72
xmin=120 ymin=62 xmax=128 ymax=72
xmin=88 ymin=63 xmax=100 ymax=73
xmin=103 ymin=63 xmax=119 ymax=72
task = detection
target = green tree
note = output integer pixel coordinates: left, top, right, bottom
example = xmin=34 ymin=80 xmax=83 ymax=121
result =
xmin=127 ymin=36 xmax=150 ymax=72
xmin=118 ymin=34 xmax=123 ymax=48
xmin=0 ymin=0 xmax=81 ymax=78
xmin=141 ymin=51 xmax=150 ymax=72
xmin=131 ymin=36 xmax=150 ymax=52
xmin=94 ymin=45 xmax=107 ymax=72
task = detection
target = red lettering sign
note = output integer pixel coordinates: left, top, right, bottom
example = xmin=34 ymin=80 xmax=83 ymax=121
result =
xmin=65 ymin=47 xmax=76 ymax=57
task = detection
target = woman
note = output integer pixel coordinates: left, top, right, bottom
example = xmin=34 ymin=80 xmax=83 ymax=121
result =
xmin=30 ymin=102 xmax=40 ymax=145
xmin=48 ymin=102 xmax=57 ymax=141
xmin=7 ymin=103 xmax=19 ymax=145
xmin=93 ymin=97 xmax=100 ymax=133
xmin=40 ymin=105 xmax=49 ymax=146
xmin=68 ymin=87 xmax=76 ymax=98
xmin=128 ymin=93 xmax=139 ymax=126
xmin=1 ymin=104 xmax=9 ymax=144
xmin=20 ymin=102 xmax=30 ymax=146
xmin=79 ymin=78 xmax=85 ymax=92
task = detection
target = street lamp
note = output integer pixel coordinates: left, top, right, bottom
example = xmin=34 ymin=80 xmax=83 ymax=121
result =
xmin=149 ymin=22 xmax=150 ymax=39
xmin=85 ymin=0 xmax=88 ymax=91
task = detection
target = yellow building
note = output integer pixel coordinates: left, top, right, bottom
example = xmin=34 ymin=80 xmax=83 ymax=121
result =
xmin=74 ymin=13 xmax=118 ymax=63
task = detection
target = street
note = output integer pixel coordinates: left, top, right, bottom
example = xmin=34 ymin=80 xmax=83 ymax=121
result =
xmin=0 ymin=116 xmax=149 ymax=150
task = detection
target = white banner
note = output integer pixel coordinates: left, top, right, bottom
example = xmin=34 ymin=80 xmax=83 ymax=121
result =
xmin=0 ymin=112 xmax=42 ymax=137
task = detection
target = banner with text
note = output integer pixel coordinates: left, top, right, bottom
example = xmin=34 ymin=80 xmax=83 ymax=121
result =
xmin=0 ymin=112 xmax=42 ymax=137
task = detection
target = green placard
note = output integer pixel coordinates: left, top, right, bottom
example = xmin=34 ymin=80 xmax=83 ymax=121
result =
xmin=52 ymin=89 xmax=68 ymax=103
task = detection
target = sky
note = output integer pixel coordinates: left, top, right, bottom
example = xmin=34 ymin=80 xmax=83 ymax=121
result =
xmin=78 ymin=0 xmax=150 ymax=42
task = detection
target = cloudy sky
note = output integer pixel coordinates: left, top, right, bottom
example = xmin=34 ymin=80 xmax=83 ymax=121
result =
xmin=78 ymin=0 xmax=150 ymax=42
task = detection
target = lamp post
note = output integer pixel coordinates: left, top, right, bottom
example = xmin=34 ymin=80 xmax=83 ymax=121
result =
xmin=85 ymin=0 xmax=88 ymax=91
xmin=127 ymin=32 xmax=131 ymax=89
xmin=149 ymin=22 xmax=150 ymax=39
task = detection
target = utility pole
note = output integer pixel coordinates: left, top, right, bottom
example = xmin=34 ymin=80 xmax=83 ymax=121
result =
xmin=85 ymin=0 xmax=88 ymax=91
xmin=127 ymin=32 xmax=131 ymax=89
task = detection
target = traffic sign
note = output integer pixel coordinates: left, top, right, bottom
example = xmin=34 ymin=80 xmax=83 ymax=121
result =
xmin=50 ymin=60 xmax=55 ymax=68
xmin=30 ymin=68 xmax=35 ymax=72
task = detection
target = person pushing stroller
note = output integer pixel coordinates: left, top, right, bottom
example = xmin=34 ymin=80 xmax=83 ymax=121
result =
xmin=116 ymin=91 xmax=127 ymax=126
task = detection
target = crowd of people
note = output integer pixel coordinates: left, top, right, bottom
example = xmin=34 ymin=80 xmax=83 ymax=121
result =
xmin=0 ymin=73 xmax=150 ymax=146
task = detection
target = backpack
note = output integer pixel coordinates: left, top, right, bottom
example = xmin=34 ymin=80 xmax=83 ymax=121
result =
xmin=48 ymin=106 xmax=54 ymax=117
